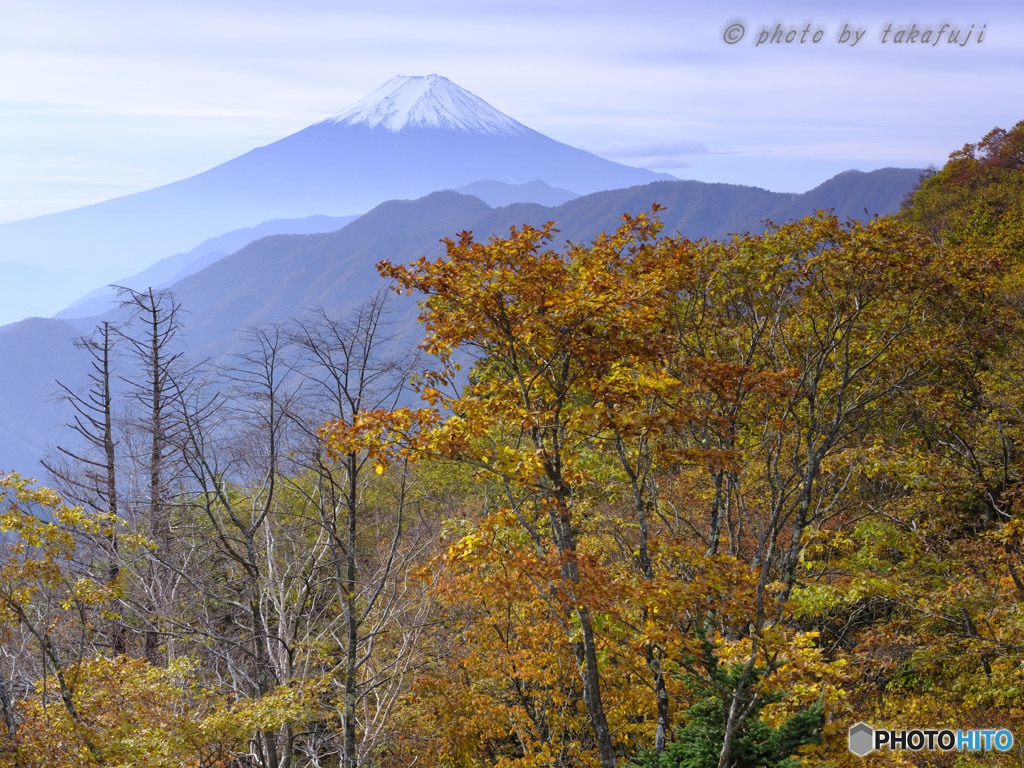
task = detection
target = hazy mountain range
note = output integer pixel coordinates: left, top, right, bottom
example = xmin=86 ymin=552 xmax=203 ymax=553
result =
xmin=0 ymin=75 xmax=673 ymax=324
xmin=0 ymin=74 xmax=924 ymax=472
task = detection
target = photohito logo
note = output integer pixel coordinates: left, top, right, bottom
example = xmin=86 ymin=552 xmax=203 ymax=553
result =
xmin=848 ymin=722 xmax=1014 ymax=756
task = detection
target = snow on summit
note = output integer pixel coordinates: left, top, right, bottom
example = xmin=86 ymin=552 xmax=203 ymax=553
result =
xmin=326 ymin=75 xmax=532 ymax=135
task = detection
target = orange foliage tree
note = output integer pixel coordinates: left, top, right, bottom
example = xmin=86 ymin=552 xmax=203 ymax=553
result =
xmin=371 ymin=204 xmax=995 ymax=768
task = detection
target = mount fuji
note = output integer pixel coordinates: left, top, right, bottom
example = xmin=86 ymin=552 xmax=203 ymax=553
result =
xmin=0 ymin=75 xmax=673 ymax=325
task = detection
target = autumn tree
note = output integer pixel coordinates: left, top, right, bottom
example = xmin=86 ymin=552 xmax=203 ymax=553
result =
xmin=900 ymin=120 xmax=1024 ymax=254
xmin=379 ymin=216 xmax=698 ymax=768
xmin=377 ymin=213 xmax=776 ymax=766
xmin=376 ymin=200 xmax=992 ymax=768
xmin=0 ymin=473 xmax=138 ymax=763
xmin=7 ymin=646 xmax=324 ymax=768
xmin=781 ymin=122 xmax=1024 ymax=761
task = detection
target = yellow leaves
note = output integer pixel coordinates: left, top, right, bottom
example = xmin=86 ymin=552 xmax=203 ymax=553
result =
xmin=63 ymin=577 xmax=117 ymax=610
xmin=448 ymin=531 xmax=485 ymax=561
xmin=1 ymin=473 xmax=143 ymax=635
xmin=320 ymin=405 xmax=439 ymax=468
xmin=10 ymin=655 xmax=327 ymax=768
xmin=370 ymin=205 xmax=1002 ymax=766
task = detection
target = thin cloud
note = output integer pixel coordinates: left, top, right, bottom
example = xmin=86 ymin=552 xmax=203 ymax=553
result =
xmin=599 ymin=141 xmax=710 ymax=159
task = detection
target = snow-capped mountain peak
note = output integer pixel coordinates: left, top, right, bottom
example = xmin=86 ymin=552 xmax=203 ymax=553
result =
xmin=324 ymin=74 xmax=532 ymax=136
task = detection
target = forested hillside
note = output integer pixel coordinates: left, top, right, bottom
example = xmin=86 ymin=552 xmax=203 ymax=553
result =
xmin=2 ymin=123 xmax=1023 ymax=768
xmin=0 ymin=166 xmax=918 ymax=474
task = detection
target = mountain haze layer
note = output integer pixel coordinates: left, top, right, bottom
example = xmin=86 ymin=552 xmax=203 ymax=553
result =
xmin=55 ymin=214 xmax=360 ymax=321
xmin=0 ymin=75 xmax=673 ymax=325
xmin=0 ymin=170 xmax=922 ymax=472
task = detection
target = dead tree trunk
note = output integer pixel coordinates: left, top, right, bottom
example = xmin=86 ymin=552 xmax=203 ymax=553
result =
xmin=44 ymin=320 xmax=126 ymax=654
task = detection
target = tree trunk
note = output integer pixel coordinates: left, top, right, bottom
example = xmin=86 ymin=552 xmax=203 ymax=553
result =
xmin=551 ymin=499 xmax=617 ymax=768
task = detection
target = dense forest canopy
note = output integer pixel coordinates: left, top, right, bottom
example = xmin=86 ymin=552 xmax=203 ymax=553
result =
xmin=3 ymin=122 xmax=1024 ymax=768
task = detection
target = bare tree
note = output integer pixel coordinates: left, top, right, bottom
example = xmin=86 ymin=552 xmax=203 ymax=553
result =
xmin=38 ymin=286 xmax=434 ymax=768
xmin=163 ymin=294 xmax=430 ymax=768
xmin=115 ymin=287 xmax=185 ymax=551
xmin=115 ymin=286 xmax=192 ymax=663
xmin=43 ymin=320 xmax=126 ymax=654
xmin=171 ymin=323 xmax=303 ymax=768
xmin=286 ymin=291 xmax=428 ymax=768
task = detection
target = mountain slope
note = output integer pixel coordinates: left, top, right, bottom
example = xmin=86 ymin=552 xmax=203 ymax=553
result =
xmin=760 ymin=167 xmax=924 ymax=225
xmin=55 ymin=214 xmax=361 ymax=320
xmin=0 ymin=169 xmax=922 ymax=473
xmin=326 ymin=74 xmax=533 ymax=135
xmin=171 ymin=191 xmax=492 ymax=357
xmin=0 ymin=318 xmax=84 ymax=470
xmin=0 ymin=75 xmax=672 ymax=325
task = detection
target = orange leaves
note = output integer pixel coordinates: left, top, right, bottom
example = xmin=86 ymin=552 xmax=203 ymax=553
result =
xmin=376 ymin=208 xmax=708 ymax=501
xmin=380 ymin=208 xmax=684 ymax=378
xmin=372 ymin=205 xmax=990 ymax=765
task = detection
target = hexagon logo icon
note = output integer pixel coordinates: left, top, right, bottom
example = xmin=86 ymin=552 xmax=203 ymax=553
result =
xmin=849 ymin=722 xmax=875 ymax=756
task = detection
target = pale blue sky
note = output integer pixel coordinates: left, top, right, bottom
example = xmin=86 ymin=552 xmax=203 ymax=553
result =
xmin=0 ymin=0 xmax=1021 ymax=223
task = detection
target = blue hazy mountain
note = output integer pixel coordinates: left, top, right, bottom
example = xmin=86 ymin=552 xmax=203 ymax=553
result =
xmin=54 ymin=214 xmax=360 ymax=320
xmin=0 ymin=169 xmax=922 ymax=473
xmin=0 ymin=75 xmax=673 ymax=326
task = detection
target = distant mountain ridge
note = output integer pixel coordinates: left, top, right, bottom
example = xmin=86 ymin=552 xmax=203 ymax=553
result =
xmin=53 ymin=181 xmax=581 ymax=320
xmin=53 ymin=169 xmax=919 ymax=323
xmin=0 ymin=169 xmax=923 ymax=473
xmin=0 ymin=74 xmax=673 ymax=325
xmin=454 ymin=180 xmax=579 ymax=208
xmin=459 ymin=168 xmax=924 ymax=247
xmin=55 ymin=214 xmax=360 ymax=320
